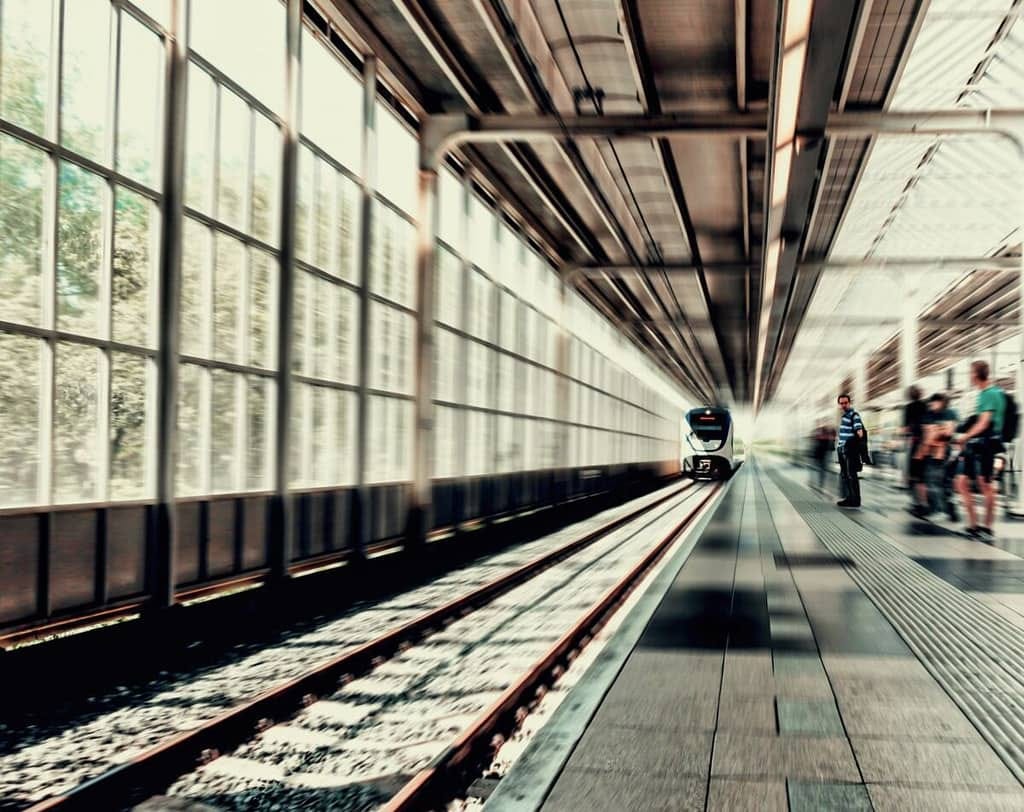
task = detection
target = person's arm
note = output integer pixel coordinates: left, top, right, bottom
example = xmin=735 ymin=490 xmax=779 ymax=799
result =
xmin=961 ymin=411 xmax=992 ymax=441
xmin=854 ymin=413 xmax=865 ymax=439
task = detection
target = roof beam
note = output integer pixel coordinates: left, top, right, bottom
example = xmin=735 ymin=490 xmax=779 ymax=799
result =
xmin=824 ymin=109 xmax=1024 ymax=151
xmin=388 ymin=0 xmax=484 ymax=110
xmin=631 ymin=316 xmax=1021 ymax=329
xmin=564 ymin=255 xmax=1022 ymax=283
xmin=422 ymin=109 xmax=1024 ymax=167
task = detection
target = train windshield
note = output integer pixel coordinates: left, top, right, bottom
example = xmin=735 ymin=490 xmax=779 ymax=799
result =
xmin=686 ymin=409 xmax=731 ymax=452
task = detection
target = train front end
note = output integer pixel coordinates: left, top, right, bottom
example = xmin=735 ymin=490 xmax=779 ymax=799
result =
xmin=683 ymin=407 xmax=735 ymax=480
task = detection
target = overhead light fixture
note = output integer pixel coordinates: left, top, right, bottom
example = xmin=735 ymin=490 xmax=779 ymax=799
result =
xmin=754 ymin=238 xmax=783 ymax=407
xmin=775 ymin=42 xmax=807 ymax=147
xmin=772 ymin=143 xmax=793 ymax=208
xmin=759 ymin=239 xmax=782 ymax=339
xmin=784 ymin=0 xmax=814 ymax=47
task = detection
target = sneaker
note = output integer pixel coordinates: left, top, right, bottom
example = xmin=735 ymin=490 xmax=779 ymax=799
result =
xmin=965 ymin=526 xmax=983 ymax=539
xmin=838 ymin=501 xmax=861 ymax=509
xmin=977 ymin=526 xmax=995 ymax=540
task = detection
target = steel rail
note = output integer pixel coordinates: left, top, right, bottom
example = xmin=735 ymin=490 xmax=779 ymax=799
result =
xmin=383 ymin=480 xmax=722 ymax=811
xmin=25 ymin=479 xmax=701 ymax=811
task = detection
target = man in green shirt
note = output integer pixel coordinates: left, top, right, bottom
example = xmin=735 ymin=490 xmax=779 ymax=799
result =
xmin=953 ymin=360 xmax=1006 ymax=539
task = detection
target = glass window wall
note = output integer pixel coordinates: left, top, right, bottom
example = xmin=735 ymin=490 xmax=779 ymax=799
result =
xmin=0 ymin=0 xmax=683 ymax=513
xmin=0 ymin=0 xmax=163 ymax=507
xmin=290 ymin=26 xmax=363 ymax=490
xmin=178 ymin=0 xmax=283 ymax=496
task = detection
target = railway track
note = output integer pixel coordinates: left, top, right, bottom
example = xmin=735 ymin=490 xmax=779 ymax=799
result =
xmin=16 ymin=479 xmax=719 ymax=811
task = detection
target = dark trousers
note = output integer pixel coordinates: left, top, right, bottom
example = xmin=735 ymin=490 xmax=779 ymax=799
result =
xmin=813 ymin=456 xmax=827 ymax=488
xmin=838 ymin=447 xmax=861 ymax=505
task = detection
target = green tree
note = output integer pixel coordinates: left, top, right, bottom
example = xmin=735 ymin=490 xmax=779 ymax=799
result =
xmin=1 ymin=8 xmax=155 ymax=505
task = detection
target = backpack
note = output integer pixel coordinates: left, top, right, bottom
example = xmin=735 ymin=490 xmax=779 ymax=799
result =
xmin=845 ymin=411 xmax=872 ymax=467
xmin=1003 ymin=392 xmax=1018 ymax=443
xmin=859 ymin=423 xmax=873 ymax=466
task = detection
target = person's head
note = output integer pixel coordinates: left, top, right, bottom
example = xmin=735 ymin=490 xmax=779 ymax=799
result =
xmin=837 ymin=393 xmax=852 ymax=411
xmin=928 ymin=392 xmax=948 ymax=412
xmin=970 ymin=360 xmax=990 ymax=390
xmin=907 ymin=385 xmax=922 ymax=401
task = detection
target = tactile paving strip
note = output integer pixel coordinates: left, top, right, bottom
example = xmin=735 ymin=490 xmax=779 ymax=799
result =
xmin=768 ymin=470 xmax=1024 ymax=784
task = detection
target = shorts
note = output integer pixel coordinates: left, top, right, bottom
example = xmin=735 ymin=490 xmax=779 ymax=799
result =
xmin=957 ymin=443 xmax=995 ymax=482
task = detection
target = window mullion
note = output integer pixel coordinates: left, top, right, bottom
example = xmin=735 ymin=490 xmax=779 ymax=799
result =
xmin=456 ymin=174 xmax=470 ymax=479
xmin=236 ymin=249 xmax=250 ymax=491
xmin=268 ymin=0 xmax=301 ymax=575
xmin=235 ymin=105 xmax=258 ymax=492
xmin=211 ymin=83 xmax=222 ymax=223
xmin=35 ymin=0 xmax=65 ymax=507
xmin=98 ymin=3 xmax=118 ymax=501
xmin=487 ymin=222 xmax=500 ymax=476
xmin=151 ymin=0 xmax=188 ymax=606
xmin=352 ymin=56 xmax=376 ymax=546
xmin=107 ymin=4 xmax=121 ymax=172
xmin=328 ymin=165 xmax=340 ymax=279
xmin=97 ymin=345 xmax=112 ymax=502
xmin=39 ymin=158 xmax=59 ymax=507
xmin=198 ymin=366 xmax=211 ymax=493
xmin=98 ymin=176 xmax=115 ymax=501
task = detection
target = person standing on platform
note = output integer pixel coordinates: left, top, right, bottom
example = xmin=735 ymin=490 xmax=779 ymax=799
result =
xmin=953 ymin=361 xmax=1006 ymax=539
xmin=912 ymin=393 xmax=958 ymax=519
xmin=836 ymin=393 xmax=865 ymax=508
xmin=903 ymin=385 xmax=927 ymax=495
xmin=811 ymin=426 xmax=833 ymax=489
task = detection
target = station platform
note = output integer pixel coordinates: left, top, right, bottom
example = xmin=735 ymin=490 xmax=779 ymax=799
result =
xmin=795 ymin=457 xmax=1024 ymax=572
xmin=488 ymin=459 xmax=1024 ymax=811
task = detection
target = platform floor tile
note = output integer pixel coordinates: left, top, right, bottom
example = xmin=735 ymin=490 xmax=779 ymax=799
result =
xmin=776 ymin=698 xmax=845 ymax=736
xmin=787 ymin=780 xmax=871 ymax=811
xmin=706 ymin=778 xmax=787 ymax=811
xmin=710 ymin=732 xmax=861 ymax=782
xmin=599 ymin=655 xmax=722 ymax=703
xmin=837 ymin=697 xmax=980 ymax=739
xmin=820 ymin=654 xmax=932 ymax=681
xmin=562 ymin=726 xmax=713 ymax=780
xmin=587 ymin=691 xmax=719 ymax=732
xmin=540 ymin=766 xmax=706 ymax=812
xmin=715 ymin=695 xmax=777 ymax=732
xmin=828 ymin=675 xmax=954 ymax=705
xmin=867 ymin=785 xmax=1024 ymax=811
xmin=852 ymin=738 xmax=1020 ymax=786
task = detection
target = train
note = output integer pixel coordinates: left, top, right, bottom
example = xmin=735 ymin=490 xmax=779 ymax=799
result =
xmin=682 ymin=406 xmax=738 ymax=480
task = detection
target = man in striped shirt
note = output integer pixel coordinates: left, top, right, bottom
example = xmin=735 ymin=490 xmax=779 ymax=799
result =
xmin=837 ymin=393 xmax=865 ymax=508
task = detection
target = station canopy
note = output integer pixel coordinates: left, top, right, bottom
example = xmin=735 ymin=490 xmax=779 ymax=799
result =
xmin=327 ymin=0 xmax=1022 ymax=408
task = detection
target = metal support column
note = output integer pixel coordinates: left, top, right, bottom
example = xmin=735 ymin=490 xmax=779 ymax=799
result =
xmin=151 ymin=0 xmax=189 ymax=609
xmin=554 ymin=276 xmax=572 ymax=502
xmin=352 ymin=56 xmax=377 ymax=557
xmin=1012 ymin=195 xmax=1024 ymax=516
xmin=269 ymin=0 xmax=301 ymax=577
xmin=455 ymin=173 xmax=471 ymax=505
xmin=405 ymin=161 xmax=439 ymax=546
xmin=900 ymin=273 xmax=919 ymax=396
